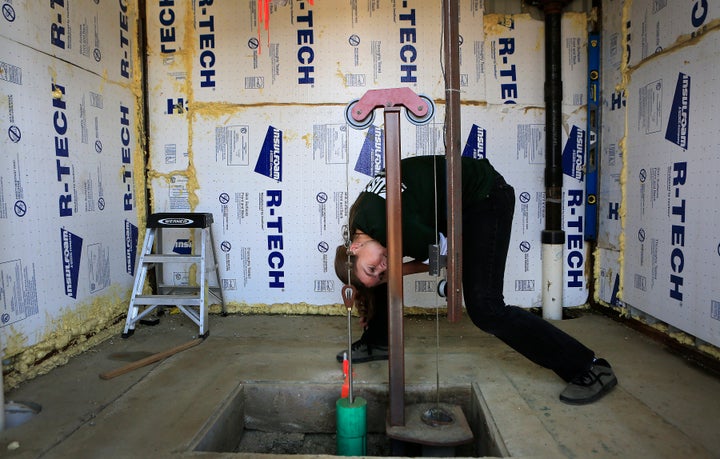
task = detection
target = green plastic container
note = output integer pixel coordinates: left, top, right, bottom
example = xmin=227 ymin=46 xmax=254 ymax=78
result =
xmin=336 ymin=396 xmax=367 ymax=456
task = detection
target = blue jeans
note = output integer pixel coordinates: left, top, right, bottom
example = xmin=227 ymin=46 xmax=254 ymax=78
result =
xmin=462 ymin=175 xmax=594 ymax=382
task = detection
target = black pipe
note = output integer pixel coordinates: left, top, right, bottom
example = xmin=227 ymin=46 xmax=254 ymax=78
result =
xmin=540 ymin=1 xmax=567 ymax=245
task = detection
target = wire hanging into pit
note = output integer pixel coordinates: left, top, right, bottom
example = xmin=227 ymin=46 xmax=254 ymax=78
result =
xmin=432 ymin=154 xmax=442 ymax=409
xmin=342 ymin=142 xmax=355 ymax=405
xmin=420 ymin=8 xmax=457 ymax=428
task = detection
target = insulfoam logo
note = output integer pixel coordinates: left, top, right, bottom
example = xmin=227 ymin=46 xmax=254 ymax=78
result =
xmin=462 ymin=124 xmax=487 ymax=159
xmin=665 ymin=72 xmax=691 ymax=149
xmin=562 ymin=125 xmax=586 ymax=181
xmin=173 ymin=239 xmax=192 ymax=255
xmin=254 ymin=126 xmax=283 ymax=181
xmin=60 ymin=228 xmax=83 ymax=299
xmin=125 ymin=220 xmax=138 ymax=276
xmin=355 ymin=125 xmax=385 ymax=177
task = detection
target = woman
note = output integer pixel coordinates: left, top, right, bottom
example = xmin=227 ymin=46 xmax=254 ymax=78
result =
xmin=335 ymin=155 xmax=617 ymax=405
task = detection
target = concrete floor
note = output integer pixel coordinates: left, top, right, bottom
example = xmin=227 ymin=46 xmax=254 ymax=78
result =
xmin=2 ymin=309 xmax=719 ymax=458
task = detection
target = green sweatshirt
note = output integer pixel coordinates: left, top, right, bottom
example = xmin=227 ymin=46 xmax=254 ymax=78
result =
xmin=351 ymin=155 xmax=500 ymax=260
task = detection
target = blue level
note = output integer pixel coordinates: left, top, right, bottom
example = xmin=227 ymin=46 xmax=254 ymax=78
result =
xmin=585 ymin=32 xmax=600 ymax=241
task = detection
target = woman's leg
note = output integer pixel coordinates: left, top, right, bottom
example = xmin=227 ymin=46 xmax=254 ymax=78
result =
xmin=462 ymin=178 xmax=594 ymax=382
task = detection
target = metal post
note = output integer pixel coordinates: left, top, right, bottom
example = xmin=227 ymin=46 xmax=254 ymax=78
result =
xmin=384 ymin=107 xmax=405 ymax=427
xmin=442 ymin=0 xmax=463 ymax=323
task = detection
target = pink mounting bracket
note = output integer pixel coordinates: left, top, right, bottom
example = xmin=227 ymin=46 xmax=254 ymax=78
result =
xmin=345 ymin=88 xmax=435 ymax=129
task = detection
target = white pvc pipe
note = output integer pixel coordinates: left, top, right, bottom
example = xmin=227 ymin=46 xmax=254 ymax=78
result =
xmin=542 ymin=242 xmax=564 ymax=320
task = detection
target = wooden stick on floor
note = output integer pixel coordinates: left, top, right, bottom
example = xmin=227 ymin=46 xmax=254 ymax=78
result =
xmin=99 ymin=337 xmax=204 ymax=380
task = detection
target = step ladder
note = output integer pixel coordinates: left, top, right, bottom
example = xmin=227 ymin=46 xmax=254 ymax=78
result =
xmin=122 ymin=212 xmax=226 ymax=338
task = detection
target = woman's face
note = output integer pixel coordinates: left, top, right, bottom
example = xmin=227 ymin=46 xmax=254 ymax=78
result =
xmin=351 ymin=239 xmax=388 ymax=287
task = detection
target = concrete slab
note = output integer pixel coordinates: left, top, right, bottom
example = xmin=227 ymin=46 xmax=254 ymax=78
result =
xmin=1 ymin=310 xmax=719 ymax=458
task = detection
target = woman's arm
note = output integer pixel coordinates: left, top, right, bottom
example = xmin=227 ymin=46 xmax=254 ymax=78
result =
xmin=403 ymin=259 xmax=429 ymax=276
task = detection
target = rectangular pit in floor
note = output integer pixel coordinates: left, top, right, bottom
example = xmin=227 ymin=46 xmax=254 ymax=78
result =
xmin=191 ymin=382 xmax=508 ymax=457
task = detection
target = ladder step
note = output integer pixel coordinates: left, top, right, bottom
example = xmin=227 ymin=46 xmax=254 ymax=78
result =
xmin=156 ymin=284 xmax=203 ymax=292
xmin=143 ymin=254 xmax=202 ymax=263
xmin=133 ymin=295 xmax=203 ymax=306
xmin=156 ymin=285 xmax=222 ymax=293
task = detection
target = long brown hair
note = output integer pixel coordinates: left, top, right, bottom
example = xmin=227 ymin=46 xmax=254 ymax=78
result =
xmin=334 ymin=192 xmax=378 ymax=319
xmin=335 ymin=186 xmax=368 ymax=287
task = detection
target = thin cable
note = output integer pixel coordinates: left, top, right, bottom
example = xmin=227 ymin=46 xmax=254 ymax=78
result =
xmin=433 ymin=0 xmax=450 ymax=409
xmin=345 ymin=141 xmax=354 ymax=404
xmin=432 ymin=156 xmax=441 ymax=409
xmin=433 ymin=0 xmax=447 ymax=410
xmin=346 ymin=303 xmax=353 ymax=404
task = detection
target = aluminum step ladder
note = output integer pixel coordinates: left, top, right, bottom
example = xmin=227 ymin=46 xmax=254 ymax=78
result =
xmin=122 ymin=213 xmax=225 ymax=338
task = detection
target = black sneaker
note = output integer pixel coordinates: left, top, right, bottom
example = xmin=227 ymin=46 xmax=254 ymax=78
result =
xmin=560 ymin=358 xmax=618 ymax=405
xmin=336 ymin=340 xmax=389 ymax=363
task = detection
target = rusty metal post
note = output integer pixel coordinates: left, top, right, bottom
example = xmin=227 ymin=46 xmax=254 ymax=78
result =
xmin=443 ymin=0 xmax=463 ymax=322
xmin=384 ymin=107 xmax=405 ymax=427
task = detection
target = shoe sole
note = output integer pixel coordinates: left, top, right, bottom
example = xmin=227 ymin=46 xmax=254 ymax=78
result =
xmin=351 ymin=354 xmax=388 ymax=363
xmin=559 ymin=376 xmax=618 ymax=405
xmin=335 ymin=352 xmax=389 ymax=364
